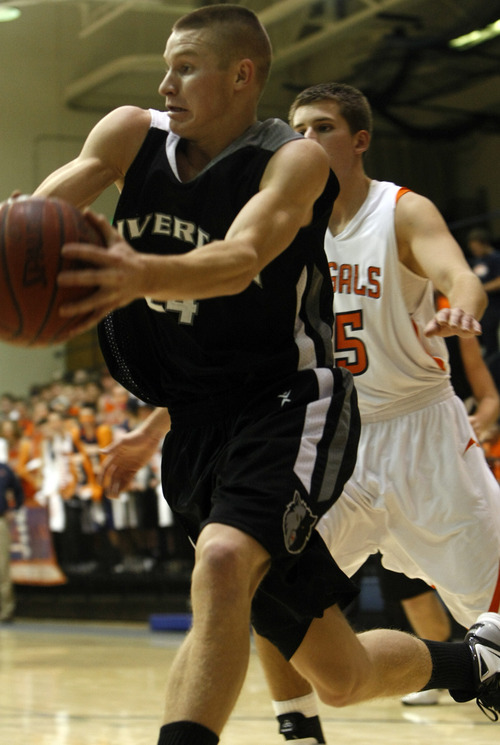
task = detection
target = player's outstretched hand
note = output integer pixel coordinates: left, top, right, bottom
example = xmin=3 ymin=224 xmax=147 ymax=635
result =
xmin=56 ymin=210 xmax=147 ymax=337
xmin=100 ymin=428 xmax=161 ymax=499
xmin=424 ymin=307 xmax=482 ymax=338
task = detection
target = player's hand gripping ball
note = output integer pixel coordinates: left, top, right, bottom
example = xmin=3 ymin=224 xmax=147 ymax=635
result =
xmin=0 ymin=195 xmax=105 ymax=346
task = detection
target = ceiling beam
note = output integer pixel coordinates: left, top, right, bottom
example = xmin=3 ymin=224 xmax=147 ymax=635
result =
xmin=64 ymin=53 xmax=162 ymax=106
xmin=79 ymin=3 xmax=135 ymax=38
xmin=78 ymin=1 xmax=193 ymax=37
xmin=270 ymin=0 xmax=411 ymax=72
xmin=64 ymin=0 xmax=410 ymax=105
xmin=258 ymin=0 xmax=321 ymax=26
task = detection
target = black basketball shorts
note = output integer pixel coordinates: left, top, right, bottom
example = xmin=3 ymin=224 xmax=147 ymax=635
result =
xmin=161 ymin=366 xmax=361 ymax=658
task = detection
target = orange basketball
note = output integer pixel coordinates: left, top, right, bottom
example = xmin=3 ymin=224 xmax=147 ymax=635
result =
xmin=0 ymin=196 xmax=105 ymax=346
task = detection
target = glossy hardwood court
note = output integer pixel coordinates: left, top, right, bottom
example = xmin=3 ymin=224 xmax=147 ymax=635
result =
xmin=0 ymin=619 xmax=498 ymax=745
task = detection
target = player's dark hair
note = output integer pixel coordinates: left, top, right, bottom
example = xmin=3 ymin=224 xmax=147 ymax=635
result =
xmin=289 ymin=82 xmax=373 ymax=135
xmin=173 ymin=4 xmax=272 ymax=90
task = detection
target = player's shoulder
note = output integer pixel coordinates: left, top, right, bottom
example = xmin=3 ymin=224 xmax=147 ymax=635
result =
xmin=93 ymin=106 xmax=152 ymax=143
xmin=89 ymin=107 xmax=153 ymax=168
xmin=271 ymin=131 xmax=330 ymax=172
xmin=394 ymin=186 xmax=434 ymax=214
xmin=394 ymin=186 xmax=445 ymax=233
xmin=261 ymin=135 xmax=334 ymax=210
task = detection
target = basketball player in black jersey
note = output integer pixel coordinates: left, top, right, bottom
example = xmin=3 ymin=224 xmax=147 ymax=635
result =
xmin=30 ymin=5 xmax=500 ymax=744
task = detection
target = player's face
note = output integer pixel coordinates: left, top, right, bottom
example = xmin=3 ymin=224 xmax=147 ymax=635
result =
xmin=159 ymin=29 xmax=237 ymax=140
xmin=291 ymin=101 xmax=358 ymax=178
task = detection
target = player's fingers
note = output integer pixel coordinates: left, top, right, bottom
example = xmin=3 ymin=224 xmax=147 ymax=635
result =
xmin=100 ymin=456 xmax=115 ymax=487
xmin=60 ymin=241 xmax=113 ymax=265
xmin=53 ymin=301 xmax=115 ymax=345
xmin=105 ymin=464 xmax=132 ymax=498
xmin=426 ymin=307 xmax=481 ymax=337
xmin=57 ymin=265 xmax=122 ymax=291
xmin=446 ymin=311 xmax=481 ymax=336
xmin=461 ymin=315 xmax=482 ymax=334
xmin=434 ymin=307 xmax=465 ymax=330
xmin=59 ymin=296 xmax=117 ymax=321
xmin=444 ymin=308 xmax=461 ymax=327
xmin=103 ymin=464 xmax=121 ymax=497
xmin=83 ymin=210 xmax=121 ymax=245
xmin=423 ymin=318 xmax=441 ymax=337
xmin=57 ymin=313 xmax=106 ymax=342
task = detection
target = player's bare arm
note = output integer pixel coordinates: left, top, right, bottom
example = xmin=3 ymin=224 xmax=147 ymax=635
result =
xmin=395 ymin=191 xmax=487 ymax=337
xmin=226 ymin=137 xmax=331 ymax=268
xmin=57 ymin=137 xmax=331 ymax=327
xmin=482 ymin=276 xmax=500 ymax=294
xmin=100 ymin=407 xmax=171 ymax=498
xmin=459 ymin=336 xmax=500 ymax=440
xmin=34 ymin=106 xmax=151 ymax=209
xmin=132 ymin=137 xmax=331 ymax=300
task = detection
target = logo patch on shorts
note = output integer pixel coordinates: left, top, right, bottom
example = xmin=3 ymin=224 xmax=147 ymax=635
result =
xmin=282 ymin=491 xmax=318 ymax=554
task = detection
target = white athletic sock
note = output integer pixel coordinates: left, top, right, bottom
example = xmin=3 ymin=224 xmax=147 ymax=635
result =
xmin=272 ymin=693 xmax=319 ymax=719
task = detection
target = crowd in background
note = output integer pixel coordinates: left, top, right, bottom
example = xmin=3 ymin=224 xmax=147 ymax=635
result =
xmin=0 ymin=367 xmax=193 ymax=576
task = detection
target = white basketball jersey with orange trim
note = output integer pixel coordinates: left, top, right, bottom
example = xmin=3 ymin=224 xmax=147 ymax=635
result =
xmin=326 ymin=179 xmax=451 ymax=422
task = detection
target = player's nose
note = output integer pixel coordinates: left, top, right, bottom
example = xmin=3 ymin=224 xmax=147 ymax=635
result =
xmin=303 ymin=127 xmax=318 ymax=141
xmin=158 ymin=70 xmax=175 ymax=97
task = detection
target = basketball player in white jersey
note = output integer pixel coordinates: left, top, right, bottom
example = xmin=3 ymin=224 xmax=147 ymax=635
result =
xmin=255 ymin=83 xmax=500 ymax=742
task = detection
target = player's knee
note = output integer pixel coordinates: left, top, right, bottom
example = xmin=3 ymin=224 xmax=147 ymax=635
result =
xmin=194 ymin=530 xmax=268 ymax=599
xmin=315 ymin=666 xmax=366 ymax=708
xmin=197 ymin=536 xmax=241 ymax=579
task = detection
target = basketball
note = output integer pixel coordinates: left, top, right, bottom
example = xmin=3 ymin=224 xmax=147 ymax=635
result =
xmin=0 ymin=195 xmax=105 ymax=347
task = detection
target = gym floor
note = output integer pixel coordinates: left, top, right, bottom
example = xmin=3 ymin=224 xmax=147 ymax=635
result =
xmin=0 ymin=619 xmax=497 ymax=745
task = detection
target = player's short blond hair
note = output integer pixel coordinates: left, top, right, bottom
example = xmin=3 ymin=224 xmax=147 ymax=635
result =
xmin=173 ymin=4 xmax=272 ymax=93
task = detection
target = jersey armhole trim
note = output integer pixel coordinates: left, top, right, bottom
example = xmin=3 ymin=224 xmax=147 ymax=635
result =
xmin=396 ymin=186 xmax=412 ymax=203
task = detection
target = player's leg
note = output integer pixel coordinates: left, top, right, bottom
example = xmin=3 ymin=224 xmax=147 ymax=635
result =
xmin=376 ymin=564 xmax=452 ymax=705
xmin=256 ymin=420 xmax=383 ymax=743
xmin=402 ymin=590 xmax=452 ymax=640
xmin=398 ymin=590 xmax=453 ymax=705
xmin=293 ymin=604 xmax=433 ymax=706
xmin=158 ymin=367 xmax=360 ymax=745
xmin=159 ymin=523 xmax=271 ymax=743
xmin=372 ymin=558 xmax=453 ymax=642
xmin=258 ymin=581 xmax=452 ymax=739
xmin=254 ymin=632 xmax=325 ymax=744
xmin=293 ymin=602 xmax=500 ymax=721
xmin=256 ymin=416 xmax=380 ymax=743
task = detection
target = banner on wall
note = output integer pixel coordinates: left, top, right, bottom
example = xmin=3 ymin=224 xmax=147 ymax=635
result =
xmin=8 ymin=503 xmax=67 ymax=586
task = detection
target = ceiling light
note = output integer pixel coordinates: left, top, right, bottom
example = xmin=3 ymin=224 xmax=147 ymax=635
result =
xmin=0 ymin=6 xmax=21 ymax=21
xmin=449 ymin=19 xmax=500 ymax=50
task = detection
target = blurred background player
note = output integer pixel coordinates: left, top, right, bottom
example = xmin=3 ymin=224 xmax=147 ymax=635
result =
xmin=467 ymin=228 xmax=500 ymax=359
xmin=0 ymin=460 xmax=24 ymax=623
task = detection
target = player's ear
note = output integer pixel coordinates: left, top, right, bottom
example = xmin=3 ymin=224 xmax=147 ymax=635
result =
xmin=234 ymin=59 xmax=254 ymax=90
xmin=353 ymin=129 xmax=370 ymax=155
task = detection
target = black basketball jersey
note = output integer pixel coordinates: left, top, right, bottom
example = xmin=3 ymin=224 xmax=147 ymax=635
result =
xmin=98 ymin=111 xmax=339 ymax=411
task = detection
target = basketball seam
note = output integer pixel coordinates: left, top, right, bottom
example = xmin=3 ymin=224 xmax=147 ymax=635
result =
xmin=30 ymin=199 xmax=66 ymax=345
xmin=0 ymin=203 xmax=23 ymax=339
